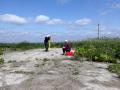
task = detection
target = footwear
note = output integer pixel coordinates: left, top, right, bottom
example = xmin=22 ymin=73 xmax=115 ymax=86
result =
xmin=61 ymin=53 xmax=65 ymax=55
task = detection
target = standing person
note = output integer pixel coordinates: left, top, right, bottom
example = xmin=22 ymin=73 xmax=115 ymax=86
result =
xmin=44 ymin=35 xmax=51 ymax=52
xmin=62 ymin=40 xmax=72 ymax=55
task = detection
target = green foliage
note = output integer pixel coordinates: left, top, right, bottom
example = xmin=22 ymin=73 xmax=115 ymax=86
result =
xmin=74 ymin=48 xmax=86 ymax=58
xmin=13 ymin=42 xmax=44 ymax=50
xmin=0 ymin=57 xmax=4 ymax=64
xmin=93 ymin=54 xmax=117 ymax=63
xmin=51 ymin=42 xmax=64 ymax=48
xmin=115 ymin=48 xmax=120 ymax=59
xmin=0 ymin=49 xmax=3 ymax=55
xmin=108 ymin=64 xmax=120 ymax=77
xmin=74 ymin=38 xmax=120 ymax=63
xmin=0 ymin=42 xmax=64 ymax=51
xmin=0 ymin=42 xmax=44 ymax=51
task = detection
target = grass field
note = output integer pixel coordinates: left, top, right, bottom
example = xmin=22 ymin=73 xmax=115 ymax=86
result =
xmin=74 ymin=38 xmax=120 ymax=63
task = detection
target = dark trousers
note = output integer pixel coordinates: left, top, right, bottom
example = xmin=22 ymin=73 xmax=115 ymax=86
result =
xmin=62 ymin=47 xmax=71 ymax=54
xmin=44 ymin=42 xmax=48 ymax=51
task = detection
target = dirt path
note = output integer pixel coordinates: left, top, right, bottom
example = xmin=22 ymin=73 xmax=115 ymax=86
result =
xmin=0 ymin=48 xmax=120 ymax=90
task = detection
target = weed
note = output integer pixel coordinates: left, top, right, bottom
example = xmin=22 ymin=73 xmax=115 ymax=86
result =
xmin=108 ymin=64 xmax=120 ymax=77
xmin=14 ymin=71 xmax=34 ymax=74
xmin=0 ymin=57 xmax=4 ymax=64
xmin=0 ymin=49 xmax=3 ymax=55
xmin=74 ymin=38 xmax=120 ymax=63
xmin=43 ymin=58 xmax=50 ymax=62
xmin=8 ymin=60 xmax=16 ymax=63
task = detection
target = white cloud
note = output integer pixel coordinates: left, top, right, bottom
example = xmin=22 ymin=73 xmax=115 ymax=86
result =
xmin=112 ymin=3 xmax=120 ymax=8
xmin=35 ymin=15 xmax=50 ymax=23
xmin=35 ymin=15 xmax=92 ymax=27
xmin=0 ymin=14 xmax=28 ymax=25
xmin=75 ymin=18 xmax=92 ymax=26
xmin=47 ymin=19 xmax=64 ymax=25
xmin=35 ymin=15 xmax=64 ymax=25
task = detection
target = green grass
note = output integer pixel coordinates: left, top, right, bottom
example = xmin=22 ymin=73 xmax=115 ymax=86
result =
xmin=108 ymin=64 xmax=120 ymax=77
xmin=0 ymin=57 xmax=4 ymax=64
xmin=0 ymin=42 xmax=64 ymax=51
xmin=74 ymin=38 xmax=120 ymax=63
xmin=0 ymin=42 xmax=44 ymax=51
xmin=0 ymin=49 xmax=3 ymax=55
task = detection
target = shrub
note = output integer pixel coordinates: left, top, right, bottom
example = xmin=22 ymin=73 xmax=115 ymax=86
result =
xmin=74 ymin=38 xmax=120 ymax=63
xmin=74 ymin=48 xmax=86 ymax=58
xmin=108 ymin=64 xmax=120 ymax=77
xmin=115 ymin=48 xmax=120 ymax=59
xmin=0 ymin=57 xmax=4 ymax=64
xmin=0 ymin=49 xmax=3 ymax=55
xmin=85 ymin=45 xmax=96 ymax=59
xmin=93 ymin=54 xmax=117 ymax=63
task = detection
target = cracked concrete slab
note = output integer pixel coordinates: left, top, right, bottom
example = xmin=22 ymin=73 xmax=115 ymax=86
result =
xmin=0 ymin=48 xmax=120 ymax=90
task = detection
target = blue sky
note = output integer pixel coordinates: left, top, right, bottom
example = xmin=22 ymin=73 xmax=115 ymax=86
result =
xmin=0 ymin=0 xmax=120 ymax=42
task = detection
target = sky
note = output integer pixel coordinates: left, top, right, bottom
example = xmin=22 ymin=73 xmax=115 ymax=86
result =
xmin=0 ymin=0 xmax=120 ymax=43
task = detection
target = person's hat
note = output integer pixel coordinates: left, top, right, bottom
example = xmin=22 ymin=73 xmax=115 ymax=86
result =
xmin=65 ymin=40 xmax=68 ymax=42
xmin=47 ymin=34 xmax=50 ymax=37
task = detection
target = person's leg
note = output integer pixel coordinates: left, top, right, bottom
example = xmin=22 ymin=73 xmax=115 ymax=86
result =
xmin=48 ymin=41 xmax=50 ymax=49
xmin=44 ymin=43 xmax=48 ymax=52
xmin=62 ymin=47 xmax=66 ymax=55
xmin=44 ymin=43 xmax=46 ymax=51
xmin=46 ymin=43 xmax=48 ymax=51
xmin=66 ymin=49 xmax=71 ymax=52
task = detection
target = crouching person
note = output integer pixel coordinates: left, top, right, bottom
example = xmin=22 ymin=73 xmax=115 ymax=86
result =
xmin=62 ymin=40 xmax=72 ymax=55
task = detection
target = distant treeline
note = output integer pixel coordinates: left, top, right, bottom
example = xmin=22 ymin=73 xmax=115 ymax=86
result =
xmin=0 ymin=38 xmax=120 ymax=50
xmin=0 ymin=41 xmax=65 ymax=50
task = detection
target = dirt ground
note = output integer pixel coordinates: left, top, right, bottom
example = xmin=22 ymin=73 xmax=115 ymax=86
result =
xmin=0 ymin=48 xmax=120 ymax=90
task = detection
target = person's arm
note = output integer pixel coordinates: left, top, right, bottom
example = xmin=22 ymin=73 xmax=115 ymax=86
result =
xmin=63 ymin=43 xmax=66 ymax=48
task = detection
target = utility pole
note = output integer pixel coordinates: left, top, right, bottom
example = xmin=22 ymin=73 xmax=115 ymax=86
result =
xmin=98 ymin=24 xmax=100 ymax=39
